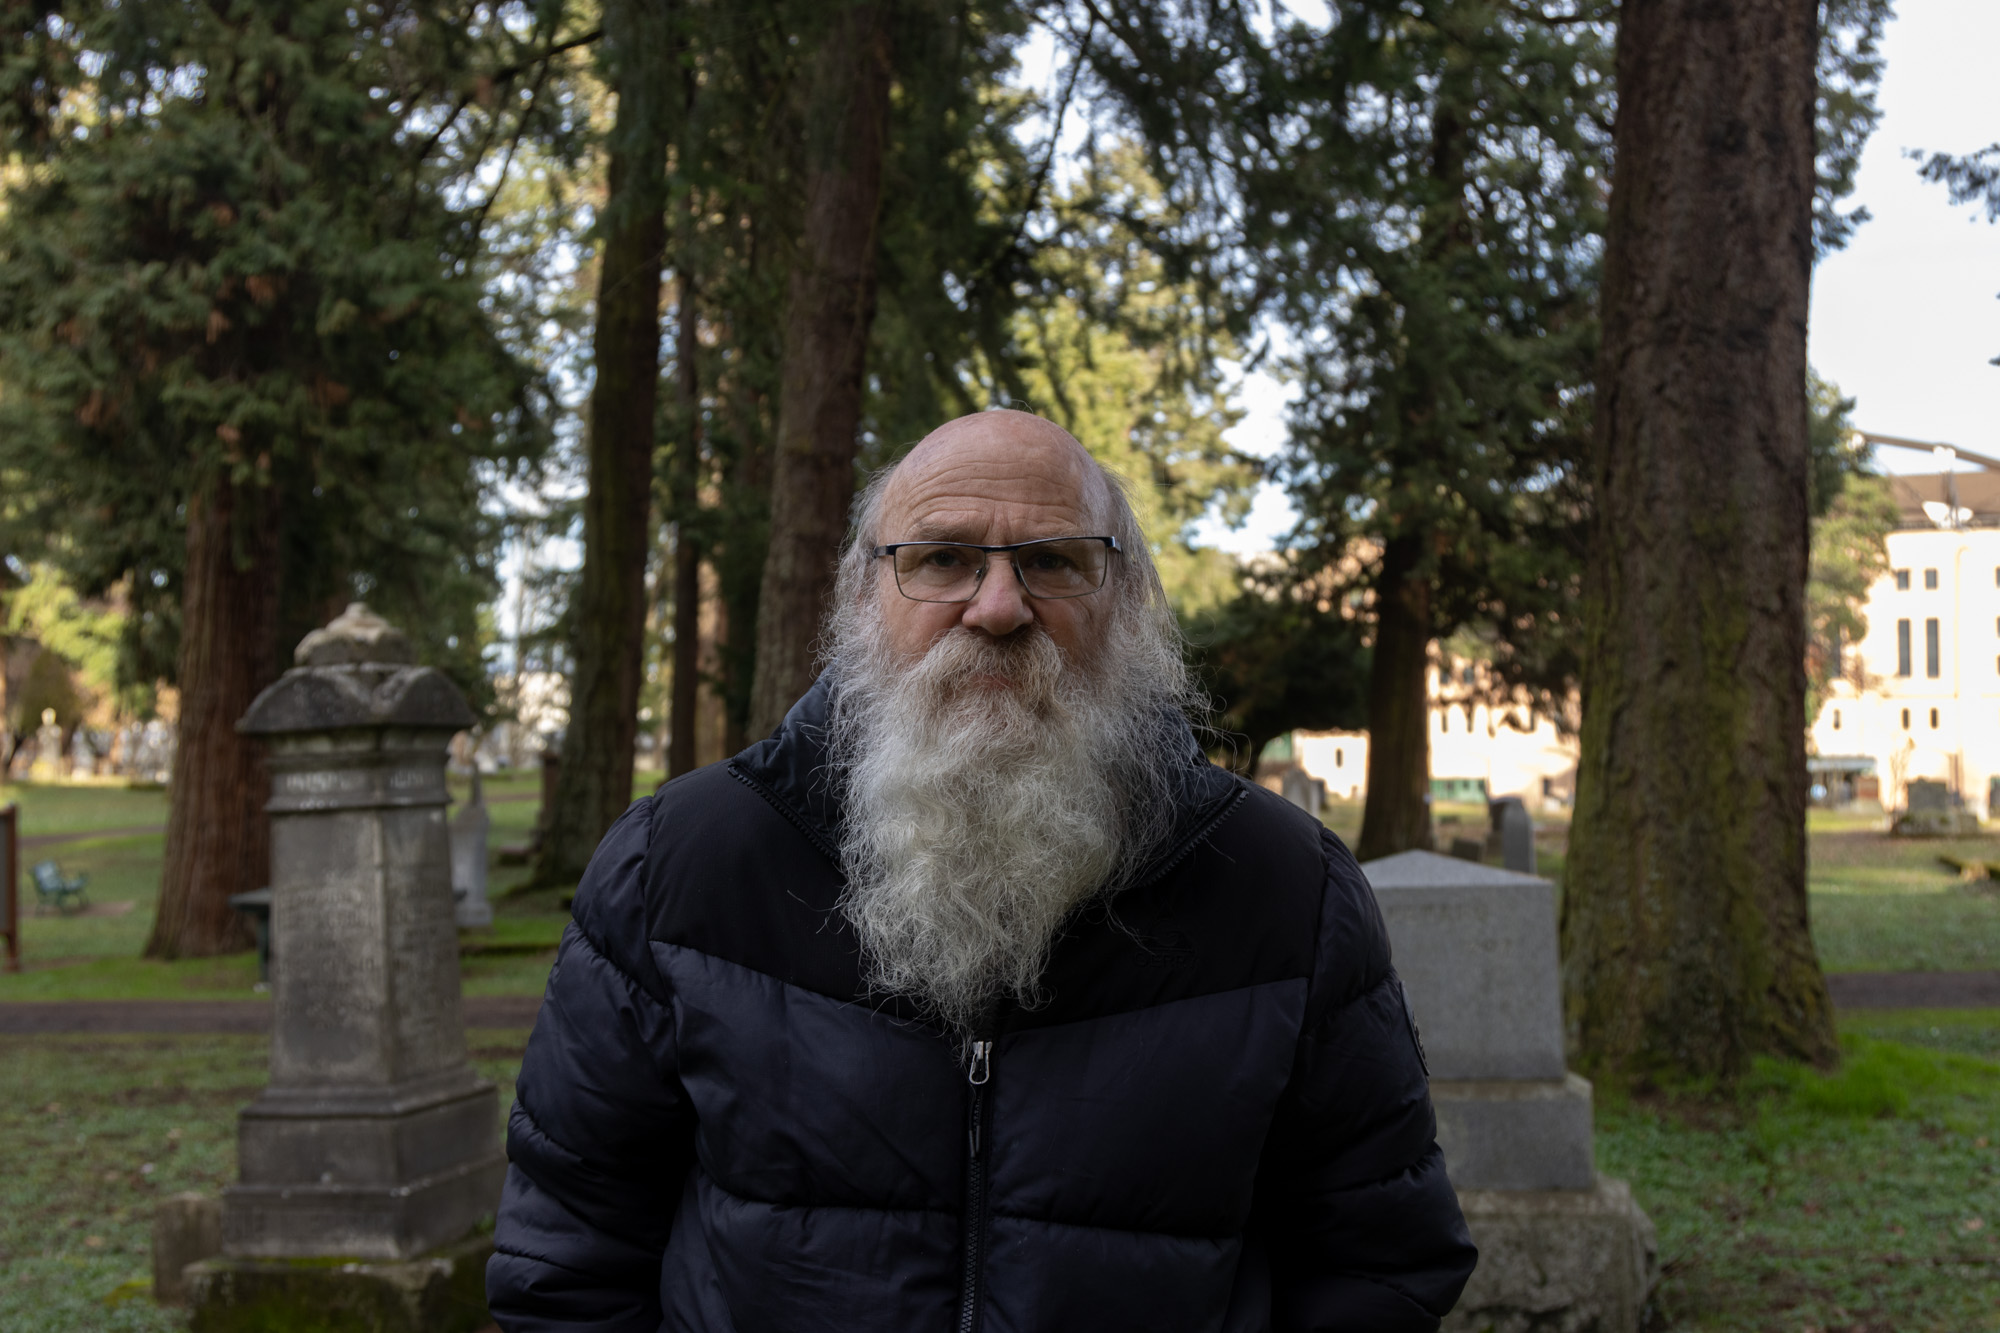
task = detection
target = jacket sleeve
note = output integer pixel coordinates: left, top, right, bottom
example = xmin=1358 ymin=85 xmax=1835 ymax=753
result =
xmin=487 ymin=798 xmax=697 ymax=1332
xmin=1253 ymin=828 xmax=1478 ymax=1332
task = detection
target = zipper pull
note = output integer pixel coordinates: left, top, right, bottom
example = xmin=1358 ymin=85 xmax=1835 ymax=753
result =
xmin=967 ymin=1040 xmax=992 ymax=1087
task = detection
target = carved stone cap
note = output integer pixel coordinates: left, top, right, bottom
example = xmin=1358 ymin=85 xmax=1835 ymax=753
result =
xmin=294 ymin=603 xmax=414 ymax=667
xmin=238 ymin=606 xmax=474 ymax=736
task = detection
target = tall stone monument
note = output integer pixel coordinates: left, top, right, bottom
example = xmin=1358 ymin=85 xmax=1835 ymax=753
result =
xmin=1364 ymin=850 xmax=1656 ymax=1332
xmin=186 ymin=605 xmax=500 ymax=1332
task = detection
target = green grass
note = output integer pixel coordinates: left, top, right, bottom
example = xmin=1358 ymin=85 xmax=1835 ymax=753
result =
xmin=0 ymin=780 xmax=170 ymax=837
xmin=1808 ymin=831 xmax=2000 ymax=972
xmin=2 ymin=1019 xmax=1997 ymax=1331
xmin=0 ymin=1031 xmax=528 ymax=1333
xmin=1602 ymin=1025 xmax=2000 ymax=1331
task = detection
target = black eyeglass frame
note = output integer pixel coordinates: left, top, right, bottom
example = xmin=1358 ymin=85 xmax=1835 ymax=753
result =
xmin=869 ymin=535 xmax=1122 ymax=603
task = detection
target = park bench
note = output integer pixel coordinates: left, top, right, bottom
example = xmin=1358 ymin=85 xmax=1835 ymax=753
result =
xmin=30 ymin=860 xmax=89 ymax=915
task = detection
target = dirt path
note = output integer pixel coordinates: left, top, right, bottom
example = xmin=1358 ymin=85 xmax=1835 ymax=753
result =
xmin=0 ymin=995 xmax=541 ymax=1033
xmin=19 ymin=824 xmax=167 ymax=850
xmin=1 ymin=974 xmax=1994 ymax=1033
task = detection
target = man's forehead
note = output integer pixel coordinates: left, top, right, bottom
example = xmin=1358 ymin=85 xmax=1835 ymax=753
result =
xmin=880 ymin=413 xmax=1101 ymax=538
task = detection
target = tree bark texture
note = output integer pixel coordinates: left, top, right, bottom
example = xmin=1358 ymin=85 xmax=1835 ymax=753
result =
xmin=1356 ymin=533 xmax=1434 ymax=861
xmin=146 ymin=474 xmax=280 ymax=959
xmin=535 ymin=0 xmax=673 ymax=887
xmin=1560 ymin=0 xmax=1837 ymax=1081
xmin=669 ymin=270 xmax=704 ymax=779
xmin=747 ymin=1 xmax=893 ymax=737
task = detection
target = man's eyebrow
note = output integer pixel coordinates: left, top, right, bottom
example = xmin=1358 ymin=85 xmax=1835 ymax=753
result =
xmin=903 ymin=520 xmax=977 ymax=542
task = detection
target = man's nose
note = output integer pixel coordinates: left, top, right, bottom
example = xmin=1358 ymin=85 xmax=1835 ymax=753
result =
xmin=959 ymin=558 xmax=1034 ymax=637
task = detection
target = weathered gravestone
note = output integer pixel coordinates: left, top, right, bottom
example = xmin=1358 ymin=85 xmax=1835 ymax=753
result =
xmin=184 ymin=604 xmax=499 ymax=1333
xmin=1486 ymin=796 xmax=1537 ymax=875
xmin=1893 ymin=777 xmax=1980 ymax=837
xmin=1363 ymin=850 xmax=1656 ymax=1332
xmin=450 ymin=768 xmax=493 ymax=929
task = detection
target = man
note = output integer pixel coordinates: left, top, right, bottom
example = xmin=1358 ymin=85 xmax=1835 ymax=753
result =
xmin=488 ymin=410 xmax=1476 ymax=1331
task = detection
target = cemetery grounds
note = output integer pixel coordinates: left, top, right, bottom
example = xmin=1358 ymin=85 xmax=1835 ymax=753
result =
xmin=0 ymin=785 xmax=1993 ymax=1331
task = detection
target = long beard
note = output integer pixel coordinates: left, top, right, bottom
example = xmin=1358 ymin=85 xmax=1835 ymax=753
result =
xmin=826 ymin=610 xmax=1191 ymax=1033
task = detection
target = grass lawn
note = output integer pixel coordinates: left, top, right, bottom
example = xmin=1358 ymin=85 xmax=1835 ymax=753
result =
xmin=1600 ymin=1016 xmax=2000 ymax=1331
xmin=0 ymin=1030 xmax=529 ymax=1333
xmin=1 ymin=1016 xmax=1995 ymax=1331
xmin=0 ymin=770 xmax=665 ymax=1002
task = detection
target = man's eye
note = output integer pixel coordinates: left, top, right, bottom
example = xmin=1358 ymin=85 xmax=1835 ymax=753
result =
xmin=923 ymin=549 xmax=969 ymax=569
xmin=1025 ymin=551 xmax=1075 ymax=572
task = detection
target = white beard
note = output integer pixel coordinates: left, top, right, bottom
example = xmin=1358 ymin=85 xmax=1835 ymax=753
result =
xmin=825 ymin=608 xmax=1191 ymax=1033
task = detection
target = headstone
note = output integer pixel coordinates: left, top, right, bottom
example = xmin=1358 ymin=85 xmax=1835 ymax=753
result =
xmin=1892 ymin=777 xmax=1980 ymax=836
xmin=152 ymin=1193 xmax=222 ymax=1304
xmin=1280 ymin=767 xmax=1325 ymax=818
xmin=450 ymin=769 xmax=493 ymax=929
xmin=1488 ymin=795 xmax=1536 ymax=875
xmin=1448 ymin=836 xmax=1484 ymax=863
xmin=219 ymin=603 xmax=502 ymax=1269
xmin=1363 ymin=850 xmax=1656 ymax=1332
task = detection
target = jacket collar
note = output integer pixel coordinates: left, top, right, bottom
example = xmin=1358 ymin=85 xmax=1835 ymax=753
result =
xmin=727 ymin=672 xmax=1246 ymax=883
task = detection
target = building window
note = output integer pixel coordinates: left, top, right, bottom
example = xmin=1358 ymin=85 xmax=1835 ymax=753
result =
xmin=1895 ymin=569 xmax=1911 ymax=590
xmin=1927 ymin=618 xmax=1941 ymax=678
xmin=1898 ymin=619 xmax=1912 ymax=676
xmin=1334 ymin=748 xmax=1344 ymax=768
xmin=1931 ymin=708 xmax=1941 ymax=729
xmin=1925 ymin=568 xmax=1939 ymax=590
xmin=1833 ymin=709 xmax=1842 ymax=730
xmin=1901 ymin=708 xmax=1911 ymax=730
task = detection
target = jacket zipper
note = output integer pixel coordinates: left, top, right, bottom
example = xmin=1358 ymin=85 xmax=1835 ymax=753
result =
xmin=956 ymin=1035 xmax=994 ymax=1333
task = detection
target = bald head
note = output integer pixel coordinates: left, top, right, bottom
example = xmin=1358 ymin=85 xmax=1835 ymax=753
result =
xmin=872 ymin=410 xmax=1116 ymax=551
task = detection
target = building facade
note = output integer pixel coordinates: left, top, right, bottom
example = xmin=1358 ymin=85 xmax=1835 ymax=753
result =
xmin=1811 ymin=472 xmax=2000 ymax=817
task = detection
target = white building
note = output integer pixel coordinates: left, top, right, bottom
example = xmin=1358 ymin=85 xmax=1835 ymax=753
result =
xmin=1811 ymin=471 xmax=2000 ymax=816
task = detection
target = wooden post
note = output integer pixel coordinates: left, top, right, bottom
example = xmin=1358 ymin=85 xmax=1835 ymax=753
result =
xmin=1 ymin=803 xmax=19 ymax=973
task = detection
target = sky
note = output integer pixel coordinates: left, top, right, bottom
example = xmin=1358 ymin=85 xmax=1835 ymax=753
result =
xmin=1808 ymin=0 xmax=2000 ymax=474
xmin=1196 ymin=0 xmax=2000 ymax=552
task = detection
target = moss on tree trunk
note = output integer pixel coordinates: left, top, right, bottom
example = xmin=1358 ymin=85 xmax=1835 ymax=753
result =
xmin=1560 ymin=0 xmax=1837 ymax=1083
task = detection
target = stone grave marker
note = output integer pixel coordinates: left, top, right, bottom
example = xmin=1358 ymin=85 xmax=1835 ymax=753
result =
xmin=1363 ymin=849 xmax=1655 ymax=1332
xmin=450 ymin=768 xmax=493 ymax=929
xmin=183 ymin=604 xmax=500 ymax=1333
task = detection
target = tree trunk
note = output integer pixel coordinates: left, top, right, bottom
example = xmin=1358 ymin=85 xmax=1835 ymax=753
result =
xmin=668 ymin=271 xmax=704 ymax=779
xmin=1356 ymin=533 xmax=1434 ymax=860
xmin=534 ymin=0 xmax=674 ymax=887
xmin=146 ymin=474 xmax=280 ymax=959
xmin=1560 ymin=0 xmax=1836 ymax=1083
xmin=747 ymin=0 xmax=893 ymax=736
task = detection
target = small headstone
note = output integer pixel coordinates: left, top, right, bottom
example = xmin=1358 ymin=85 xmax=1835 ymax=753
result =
xmin=151 ymin=1192 xmax=221 ymax=1304
xmin=1493 ymin=796 xmax=1536 ymax=875
xmin=1449 ymin=836 xmax=1485 ymax=862
xmin=1906 ymin=779 xmax=1949 ymax=812
xmin=1280 ymin=767 xmax=1325 ymax=818
xmin=451 ymin=769 xmax=493 ymax=929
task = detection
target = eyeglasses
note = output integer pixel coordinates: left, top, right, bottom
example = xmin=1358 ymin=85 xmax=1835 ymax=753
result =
xmin=870 ymin=536 xmax=1121 ymax=603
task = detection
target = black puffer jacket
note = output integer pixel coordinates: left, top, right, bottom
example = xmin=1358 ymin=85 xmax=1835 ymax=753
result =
xmin=488 ymin=681 xmax=1475 ymax=1331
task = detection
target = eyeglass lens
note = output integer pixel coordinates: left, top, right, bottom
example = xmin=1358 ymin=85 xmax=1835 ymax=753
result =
xmin=891 ymin=539 xmax=1109 ymax=603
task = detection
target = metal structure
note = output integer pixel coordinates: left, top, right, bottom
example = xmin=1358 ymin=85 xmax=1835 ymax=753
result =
xmin=1860 ymin=432 xmax=2000 ymax=473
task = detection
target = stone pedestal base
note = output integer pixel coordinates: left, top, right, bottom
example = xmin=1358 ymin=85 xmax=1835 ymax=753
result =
xmin=1446 ymin=1175 xmax=1657 ymax=1333
xmin=1433 ymin=1074 xmax=1595 ymax=1191
xmin=186 ymin=1230 xmax=493 ymax=1333
xmin=226 ymin=1072 xmax=503 ymax=1260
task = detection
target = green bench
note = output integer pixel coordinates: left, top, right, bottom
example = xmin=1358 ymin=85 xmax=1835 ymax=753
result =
xmin=30 ymin=861 xmax=89 ymax=915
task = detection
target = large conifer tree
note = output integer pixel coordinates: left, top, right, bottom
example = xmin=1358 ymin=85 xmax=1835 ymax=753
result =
xmin=0 ymin=1 xmax=565 ymax=955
